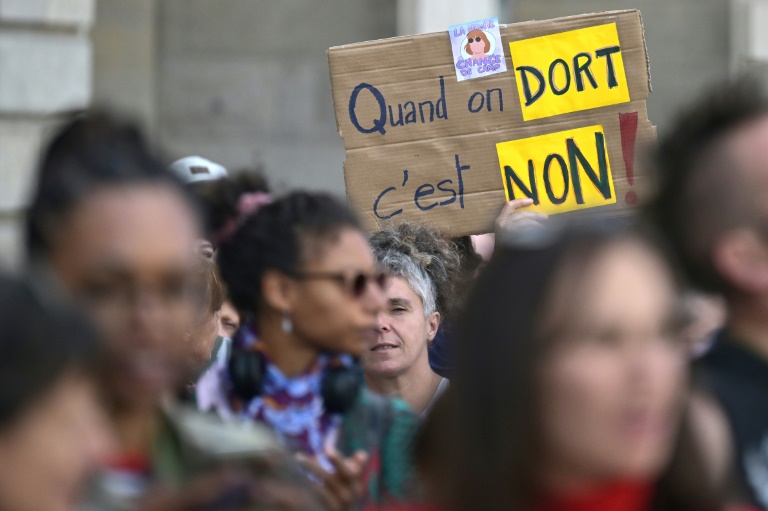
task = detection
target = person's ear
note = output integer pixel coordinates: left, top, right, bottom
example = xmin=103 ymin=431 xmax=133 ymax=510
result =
xmin=426 ymin=311 xmax=441 ymax=343
xmin=261 ymin=269 xmax=297 ymax=314
xmin=712 ymin=229 xmax=768 ymax=293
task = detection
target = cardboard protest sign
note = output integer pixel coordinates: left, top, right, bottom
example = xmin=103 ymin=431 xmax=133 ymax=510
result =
xmin=328 ymin=10 xmax=654 ymax=236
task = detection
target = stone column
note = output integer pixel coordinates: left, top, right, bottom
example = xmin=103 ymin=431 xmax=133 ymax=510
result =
xmin=0 ymin=0 xmax=94 ymax=267
xmin=91 ymin=0 xmax=157 ymax=135
xmin=732 ymin=0 xmax=768 ymax=74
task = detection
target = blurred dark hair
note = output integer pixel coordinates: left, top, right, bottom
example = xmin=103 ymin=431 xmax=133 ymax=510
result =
xmin=217 ymin=191 xmax=361 ymax=314
xmin=188 ymin=168 xmax=270 ymax=239
xmin=0 ymin=274 xmax=101 ymax=427
xmin=421 ymin=223 xmax=719 ymax=511
xmin=647 ymin=76 xmax=768 ymax=293
xmin=26 ymin=112 xmax=198 ymax=258
xmin=452 ymin=235 xmax=482 ymax=274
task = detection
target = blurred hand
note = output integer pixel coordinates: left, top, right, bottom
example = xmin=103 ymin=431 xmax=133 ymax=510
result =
xmin=495 ymin=198 xmax=548 ymax=235
xmin=297 ymin=449 xmax=368 ymax=511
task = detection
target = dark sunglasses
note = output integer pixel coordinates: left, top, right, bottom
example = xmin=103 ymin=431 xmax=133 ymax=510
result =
xmin=289 ymin=270 xmax=388 ymax=298
xmin=469 ymin=37 xmax=482 ymax=43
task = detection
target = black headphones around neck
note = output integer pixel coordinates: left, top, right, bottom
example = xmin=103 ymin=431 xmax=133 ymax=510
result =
xmin=227 ymin=348 xmax=364 ymax=415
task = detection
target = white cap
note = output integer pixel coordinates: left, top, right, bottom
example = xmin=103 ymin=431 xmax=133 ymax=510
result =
xmin=169 ymin=156 xmax=228 ymax=184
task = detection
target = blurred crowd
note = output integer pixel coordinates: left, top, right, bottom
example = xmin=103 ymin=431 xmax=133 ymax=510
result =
xmin=6 ymin=76 xmax=768 ymax=511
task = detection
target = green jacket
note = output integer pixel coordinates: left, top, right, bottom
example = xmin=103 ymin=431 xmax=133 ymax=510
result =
xmin=337 ymin=390 xmax=420 ymax=508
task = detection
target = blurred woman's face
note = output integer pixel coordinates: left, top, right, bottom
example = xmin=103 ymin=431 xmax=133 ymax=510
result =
xmin=537 ymin=241 xmax=686 ymax=487
xmin=289 ymin=228 xmax=386 ymax=356
xmin=48 ymin=185 xmax=201 ymax=409
xmin=0 ymin=375 xmax=113 ymax=511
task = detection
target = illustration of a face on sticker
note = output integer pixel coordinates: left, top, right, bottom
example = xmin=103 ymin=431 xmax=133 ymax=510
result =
xmin=464 ymin=29 xmax=493 ymax=59
xmin=449 ymin=17 xmax=507 ymax=82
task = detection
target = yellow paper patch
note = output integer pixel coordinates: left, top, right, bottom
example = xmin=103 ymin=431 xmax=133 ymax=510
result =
xmin=496 ymin=125 xmax=616 ymax=215
xmin=509 ymin=23 xmax=630 ymax=121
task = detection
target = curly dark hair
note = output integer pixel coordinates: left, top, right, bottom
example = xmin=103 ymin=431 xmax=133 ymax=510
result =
xmin=369 ymin=222 xmax=465 ymax=322
xmin=647 ymin=76 xmax=768 ymax=293
xmin=188 ymin=167 xmax=271 ymax=238
xmin=216 ymin=191 xmax=362 ymax=314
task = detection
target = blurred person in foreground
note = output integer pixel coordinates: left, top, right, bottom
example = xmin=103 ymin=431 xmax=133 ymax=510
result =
xmin=25 ymin=113 xmax=322 ymax=511
xmin=0 ymin=275 xmax=113 ymax=511
xmin=413 ymin=223 xmax=722 ymax=511
xmin=215 ymin=192 xmax=420 ymax=510
xmin=648 ymin=77 xmax=768 ymax=509
xmin=364 ymin=223 xmax=463 ymax=416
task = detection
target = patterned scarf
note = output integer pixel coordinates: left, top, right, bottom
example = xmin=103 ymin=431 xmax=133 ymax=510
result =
xmin=227 ymin=322 xmax=354 ymax=471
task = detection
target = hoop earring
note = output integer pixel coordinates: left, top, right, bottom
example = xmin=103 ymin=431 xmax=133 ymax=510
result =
xmin=281 ymin=313 xmax=293 ymax=334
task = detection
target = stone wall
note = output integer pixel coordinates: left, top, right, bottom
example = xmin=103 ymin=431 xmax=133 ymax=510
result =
xmin=0 ymin=0 xmax=94 ymax=267
xmin=155 ymin=0 xmax=397 ymax=194
xmin=91 ymin=0 xmax=157 ymax=135
xmin=510 ymin=0 xmax=731 ymax=135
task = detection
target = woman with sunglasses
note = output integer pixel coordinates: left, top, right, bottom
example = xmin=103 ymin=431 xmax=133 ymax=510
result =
xmin=216 ymin=191 xmax=420 ymax=511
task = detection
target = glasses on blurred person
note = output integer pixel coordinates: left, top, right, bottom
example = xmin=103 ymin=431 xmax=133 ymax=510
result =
xmin=288 ymin=269 xmax=388 ymax=299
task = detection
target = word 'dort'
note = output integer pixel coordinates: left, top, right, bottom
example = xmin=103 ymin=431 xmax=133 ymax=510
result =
xmin=509 ymin=23 xmax=630 ymax=121
xmin=496 ymin=125 xmax=616 ymax=215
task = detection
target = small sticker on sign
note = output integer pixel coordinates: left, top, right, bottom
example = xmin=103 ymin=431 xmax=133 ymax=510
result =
xmin=449 ymin=17 xmax=507 ymax=82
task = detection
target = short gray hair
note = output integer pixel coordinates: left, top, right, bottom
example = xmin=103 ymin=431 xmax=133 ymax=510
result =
xmin=376 ymin=249 xmax=437 ymax=317
xmin=370 ymin=223 xmax=464 ymax=319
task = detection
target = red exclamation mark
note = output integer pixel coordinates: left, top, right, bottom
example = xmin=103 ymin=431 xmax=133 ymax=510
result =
xmin=619 ymin=112 xmax=639 ymax=205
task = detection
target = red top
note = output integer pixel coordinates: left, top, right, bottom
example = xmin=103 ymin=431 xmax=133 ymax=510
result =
xmin=102 ymin=451 xmax=151 ymax=474
xmin=382 ymin=481 xmax=762 ymax=511
xmin=535 ymin=480 xmax=652 ymax=511
xmin=382 ymin=480 xmax=652 ymax=511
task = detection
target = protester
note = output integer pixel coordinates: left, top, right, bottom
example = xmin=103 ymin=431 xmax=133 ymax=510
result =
xmin=365 ymin=223 xmax=461 ymax=416
xmin=218 ymin=297 xmax=241 ymax=339
xmin=216 ymin=191 xmax=420 ymax=510
xmin=171 ymin=155 xmax=258 ymax=369
xmin=26 ymin=113 xmax=321 ymax=511
xmin=648 ymin=77 xmax=768 ymax=509
xmin=0 ymin=275 xmax=113 ymax=511
xmin=185 ymin=255 xmax=226 ymax=374
xmin=415 ymin=223 xmax=720 ymax=511
xmin=171 ymin=156 xmax=271 ymax=249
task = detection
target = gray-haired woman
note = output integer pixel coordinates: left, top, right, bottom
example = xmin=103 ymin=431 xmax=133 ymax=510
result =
xmin=363 ymin=222 xmax=464 ymax=416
